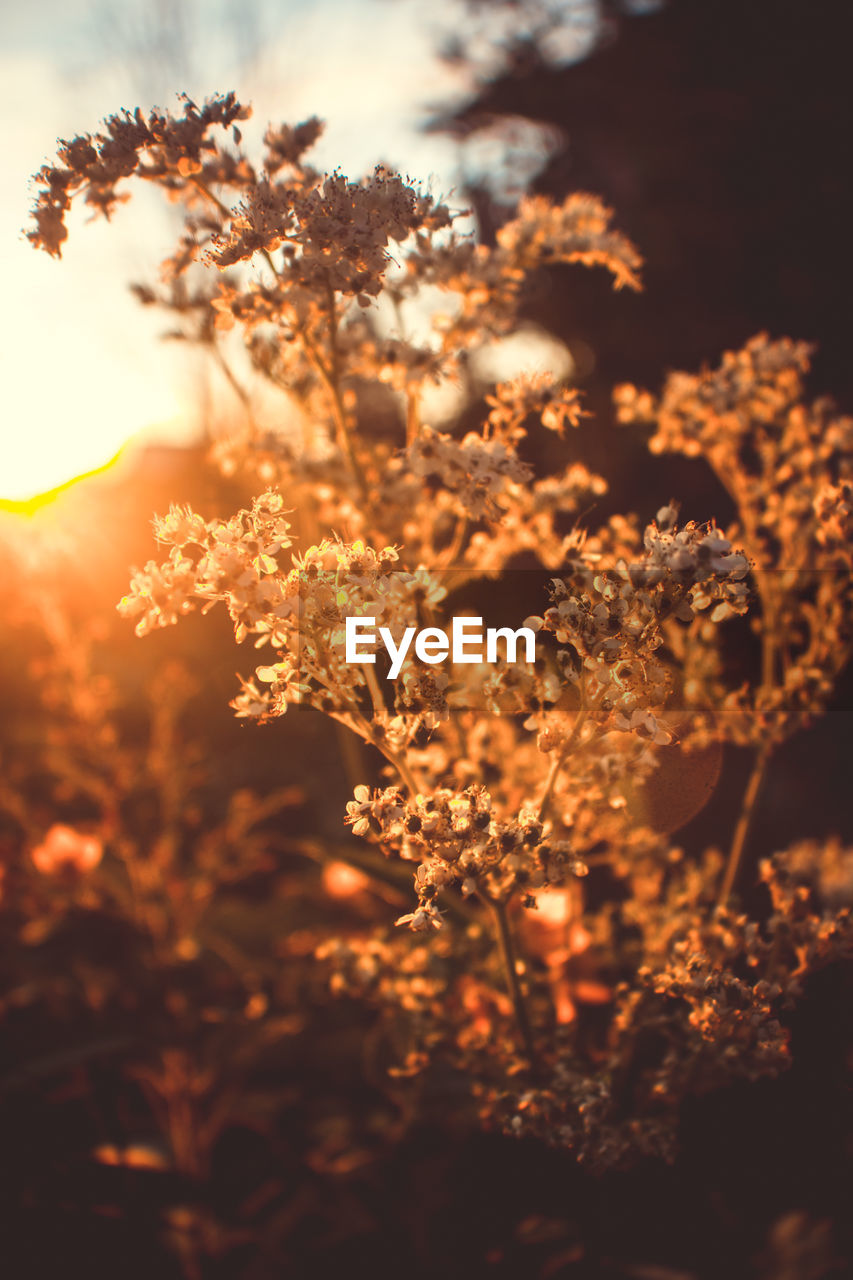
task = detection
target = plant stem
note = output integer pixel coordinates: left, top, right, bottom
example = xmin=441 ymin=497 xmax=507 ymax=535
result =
xmin=718 ymin=742 xmax=770 ymax=907
xmin=193 ymin=176 xmax=369 ymax=501
xmin=210 ymin=343 xmax=255 ymax=428
xmin=405 ymin=389 xmax=419 ymax=447
xmin=323 ymin=281 xmax=370 ymax=499
xmin=441 ymin=517 xmax=468 ymax=571
xmin=487 ymin=896 xmax=538 ymax=1068
xmin=372 ymin=739 xmax=421 ymax=799
xmin=761 ymin=604 xmax=777 ymax=690
xmin=537 ymin=702 xmax=588 ymax=823
xmin=717 ymin=559 xmax=775 ymax=907
xmin=363 ymin=662 xmax=387 ymax=721
xmin=190 ymin=176 xmax=232 ymax=220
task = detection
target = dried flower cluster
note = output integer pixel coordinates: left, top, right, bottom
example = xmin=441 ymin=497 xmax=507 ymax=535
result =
xmin=615 ymin=335 xmax=853 ymax=747
xmin=23 ymin=93 xmax=853 ymax=1181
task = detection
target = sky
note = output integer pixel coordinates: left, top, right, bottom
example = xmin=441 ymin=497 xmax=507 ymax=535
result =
xmin=1 ymin=0 xmax=593 ymax=501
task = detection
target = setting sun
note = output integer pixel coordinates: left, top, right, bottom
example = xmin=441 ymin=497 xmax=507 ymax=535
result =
xmin=2 ymin=224 xmax=187 ymax=503
xmin=0 ymin=396 xmax=185 ymax=506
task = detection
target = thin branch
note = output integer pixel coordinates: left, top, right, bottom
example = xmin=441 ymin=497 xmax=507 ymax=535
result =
xmin=405 ymin=389 xmax=419 ymax=447
xmin=323 ymin=706 xmax=422 ymax=800
xmin=190 ymin=176 xmax=232 ymax=221
xmin=717 ymin=742 xmax=771 ymax=907
xmin=440 ymin=517 xmax=468 ymax=572
xmin=486 ymin=895 xmax=538 ymax=1068
xmin=322 ymin=280 xmax=370 ymax=498
xmin=536 ymin=701 xmax=589 ymax=823
xmin=210 ymin=343 xmax=255 ymax=428
xmin=193 ymin=176 xmax=368 ymax=499
xmin=363 ymin=663 xmax=388 ymax=721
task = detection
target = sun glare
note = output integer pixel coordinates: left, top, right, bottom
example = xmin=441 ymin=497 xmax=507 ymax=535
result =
xmin=0 ymin=445 xmax=127 ymax=517
xmin=0 ymin=347 xmax=186 ymax=505
xmin=4 ymin=95 xmax=190 ymax=508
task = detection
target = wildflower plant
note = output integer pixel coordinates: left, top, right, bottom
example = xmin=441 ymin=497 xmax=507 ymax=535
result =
xmin=25 ymin=91 xmax=853 ymax=1171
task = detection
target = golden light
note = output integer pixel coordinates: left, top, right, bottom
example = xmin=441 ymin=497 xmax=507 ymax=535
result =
xmin=470 ymin=325 xmax=574 ymax=385
xmin=323 ymin=860 xmax=370 ymax=898
xmin=529 ymin=885 xmax=574 ymax=927
xmin=4 ymin=131 xmax=189 ymax=503
xmin=1 ymin=0 xmax=480 ymax=506
xmin=0 ymin=445 xmax=127 ymax=517
xmin=1 ymin=43 xmax=191 ymax=505
xmin=0 ymin=317 xmax=186 ymax=505
xmin=30 ymin=824 xmax=104 ymax=875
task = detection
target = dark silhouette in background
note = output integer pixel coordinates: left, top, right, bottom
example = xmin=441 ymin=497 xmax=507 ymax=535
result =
xmin=439 ymin=0 xmax=853 ymax=402
xmin=437 ymin=0 xmax=853 ymax=866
